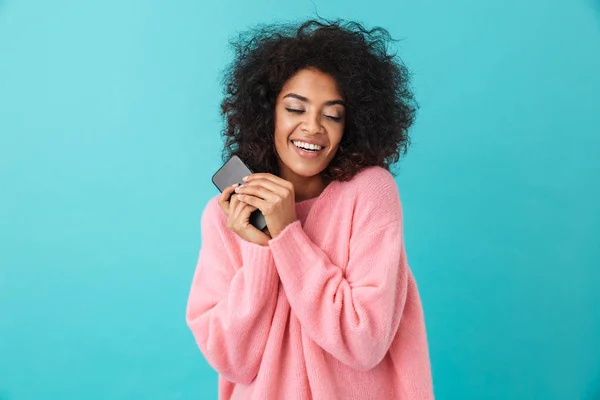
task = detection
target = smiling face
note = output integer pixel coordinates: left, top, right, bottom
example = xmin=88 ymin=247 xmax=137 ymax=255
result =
xmin=274 ymin=68 xmax=346 ymax=183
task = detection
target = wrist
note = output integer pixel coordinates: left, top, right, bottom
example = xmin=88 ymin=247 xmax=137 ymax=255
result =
xmin=269 ymin=219 xmax=297 ymax=239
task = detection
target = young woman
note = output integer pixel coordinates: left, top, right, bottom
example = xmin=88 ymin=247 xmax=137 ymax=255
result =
xmin=186 ymin=19 xmax=433 ymax=399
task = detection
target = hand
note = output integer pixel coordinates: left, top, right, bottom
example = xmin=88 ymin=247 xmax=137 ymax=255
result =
xmin=234 ymin=173 xmax=297 ymax=238
xmin=218 ymin=184 xmax=271 ymax=246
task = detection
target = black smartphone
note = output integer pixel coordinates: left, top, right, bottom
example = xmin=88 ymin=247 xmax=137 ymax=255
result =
xmin=211 ymin=155 xmax=267 ymax=231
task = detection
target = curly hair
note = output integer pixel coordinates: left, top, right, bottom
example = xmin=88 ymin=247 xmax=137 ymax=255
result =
xmin=220 ymin=18 xmax=417 ymax=182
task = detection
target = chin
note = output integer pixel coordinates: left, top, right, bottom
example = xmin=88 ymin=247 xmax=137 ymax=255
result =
xmin=287 ymin=162 xmax=325 ymax=178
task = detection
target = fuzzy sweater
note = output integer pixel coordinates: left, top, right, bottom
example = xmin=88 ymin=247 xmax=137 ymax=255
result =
xmin=186 ymin=166 xmax=433 ymax=399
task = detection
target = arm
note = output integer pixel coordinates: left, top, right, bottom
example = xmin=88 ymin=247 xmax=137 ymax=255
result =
xmin=268 ymin=218 xmax=408 ymax=372
xmin=186 ymin=199 xmax=279 ymax=384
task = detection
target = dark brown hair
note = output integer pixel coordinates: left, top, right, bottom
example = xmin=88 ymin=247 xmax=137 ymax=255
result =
xmin=220 ymin=18 xmax=417 ymax=181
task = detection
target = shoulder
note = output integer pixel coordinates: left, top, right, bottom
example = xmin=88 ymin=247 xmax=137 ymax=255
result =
xmin=200 ymin=194 xmax=227 ymax=231
xmin=199 ymin=194 xmax=243 ymax=249
xmin=334 ymin=166 xmax=403 ymax=229
xmin=347 ymin=166 xmax=399 ymax=195
xmin=341 ymin=166 xmax=401 ymax=206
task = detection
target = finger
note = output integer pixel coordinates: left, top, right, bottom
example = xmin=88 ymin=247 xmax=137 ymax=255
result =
xmin=233 ymin=201 xmax=256 ymax=228
xmin=236 ymin=193 xmax=269 ymax=213
xmin=227 ymin=192 xmax=241 ymax=222
xmin=220 ymin=184 xmax=238 ymax=202
xmin=243 ymin=173 xmax=293 ymax=190
xmin=232 ymin=196 xmax=246 ymax=219
xmin=239 ymin=203 xmax=258 ymax=224
xmin=229 ymin=189 xmax=239 ymax=210
xmin=236 ymin=182 xmax=279 ymax=202
xmin=243 ymin=178 xmax=287 ymax=193
xmin=242 ymin=178 xmax=293 ymax=200
xmin=219 ymin=184 xmax=239 ymax=214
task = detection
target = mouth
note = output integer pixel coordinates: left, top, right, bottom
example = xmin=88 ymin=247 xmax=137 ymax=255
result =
xmin=291 ymin=140 xmax=326 ymax=152
xmin=290 ymin=139 xmax=327 ymax=159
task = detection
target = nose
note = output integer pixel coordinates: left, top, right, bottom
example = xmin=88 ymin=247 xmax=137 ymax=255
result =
xmin=301 ymin=111 xmax=324 ymax=134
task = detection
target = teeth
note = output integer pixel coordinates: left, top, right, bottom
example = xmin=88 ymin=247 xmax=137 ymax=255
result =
xmin=293 ymin=141 xmax=323 ymax=151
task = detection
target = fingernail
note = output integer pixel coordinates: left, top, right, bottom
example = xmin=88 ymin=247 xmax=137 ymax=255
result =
xmin=232 ymin=183 xmax=239 ymax=187
xmin=242 ymin=176 xmax=249 ymax=181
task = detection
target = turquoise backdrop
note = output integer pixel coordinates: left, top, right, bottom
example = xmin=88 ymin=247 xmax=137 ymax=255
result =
xmin=1 ymin=0 xmax=599 ymax=399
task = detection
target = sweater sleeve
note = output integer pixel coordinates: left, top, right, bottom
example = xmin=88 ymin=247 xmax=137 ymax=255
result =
xmin=268 ymin=178 xmax=408 ymax=371
xmin=186 ymin=199 xmax=279 ymax=384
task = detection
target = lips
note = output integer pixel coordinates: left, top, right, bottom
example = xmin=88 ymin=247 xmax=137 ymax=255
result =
xmin=290 ymin=138 xmax=327 ymax=148
xmin=290 ymin=139 xmax=325 ymax=159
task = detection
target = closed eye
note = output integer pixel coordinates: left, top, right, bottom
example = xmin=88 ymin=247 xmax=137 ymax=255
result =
xmin=286 ymin=108 xmax=342 ymax=123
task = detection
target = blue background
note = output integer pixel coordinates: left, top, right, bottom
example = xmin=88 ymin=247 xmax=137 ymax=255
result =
xmin=1 ymin=0 xmax=599 ymax=399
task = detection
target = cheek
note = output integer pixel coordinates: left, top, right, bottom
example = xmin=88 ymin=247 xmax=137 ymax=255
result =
xmin=275 ymin=116 xmax=296 ymax=135
xmin=274 ymin=116 xmax=298 ymax=146
xmin=329 ymin=125 xmax=345 ymax=149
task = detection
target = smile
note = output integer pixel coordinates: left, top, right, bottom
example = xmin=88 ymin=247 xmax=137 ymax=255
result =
xmin=292 ymin=140 xmax=324 ymax=152
xmin=290 ymin=140 xmax=326 ymax=159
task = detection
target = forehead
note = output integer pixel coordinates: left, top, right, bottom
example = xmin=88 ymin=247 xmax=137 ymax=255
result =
xmin=280 ymin=68 xmax=342 ymax=99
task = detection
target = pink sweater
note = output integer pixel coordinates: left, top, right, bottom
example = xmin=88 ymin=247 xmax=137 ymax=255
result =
xmin=186 ymin=166 xmax=433 ymax=399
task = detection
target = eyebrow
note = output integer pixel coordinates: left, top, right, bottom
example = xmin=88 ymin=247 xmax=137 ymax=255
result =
xmin=283 ymin=93 xmax=345 ymax=107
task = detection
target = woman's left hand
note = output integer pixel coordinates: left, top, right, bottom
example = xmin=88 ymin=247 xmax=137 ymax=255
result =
xmin=234 ymin=173 xmax=297 ymax=239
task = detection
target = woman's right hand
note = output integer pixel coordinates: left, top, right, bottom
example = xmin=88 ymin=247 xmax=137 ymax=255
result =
xmin=218 ymin=184 xmax=271 ymax=246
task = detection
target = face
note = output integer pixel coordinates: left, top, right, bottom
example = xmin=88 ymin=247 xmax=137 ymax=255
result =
xmin=274 ymin=68 xmax=346 ymax=182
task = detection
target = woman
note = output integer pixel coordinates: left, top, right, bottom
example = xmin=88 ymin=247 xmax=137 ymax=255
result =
xmin=186 ymin=19 xmax=433 ymax=399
